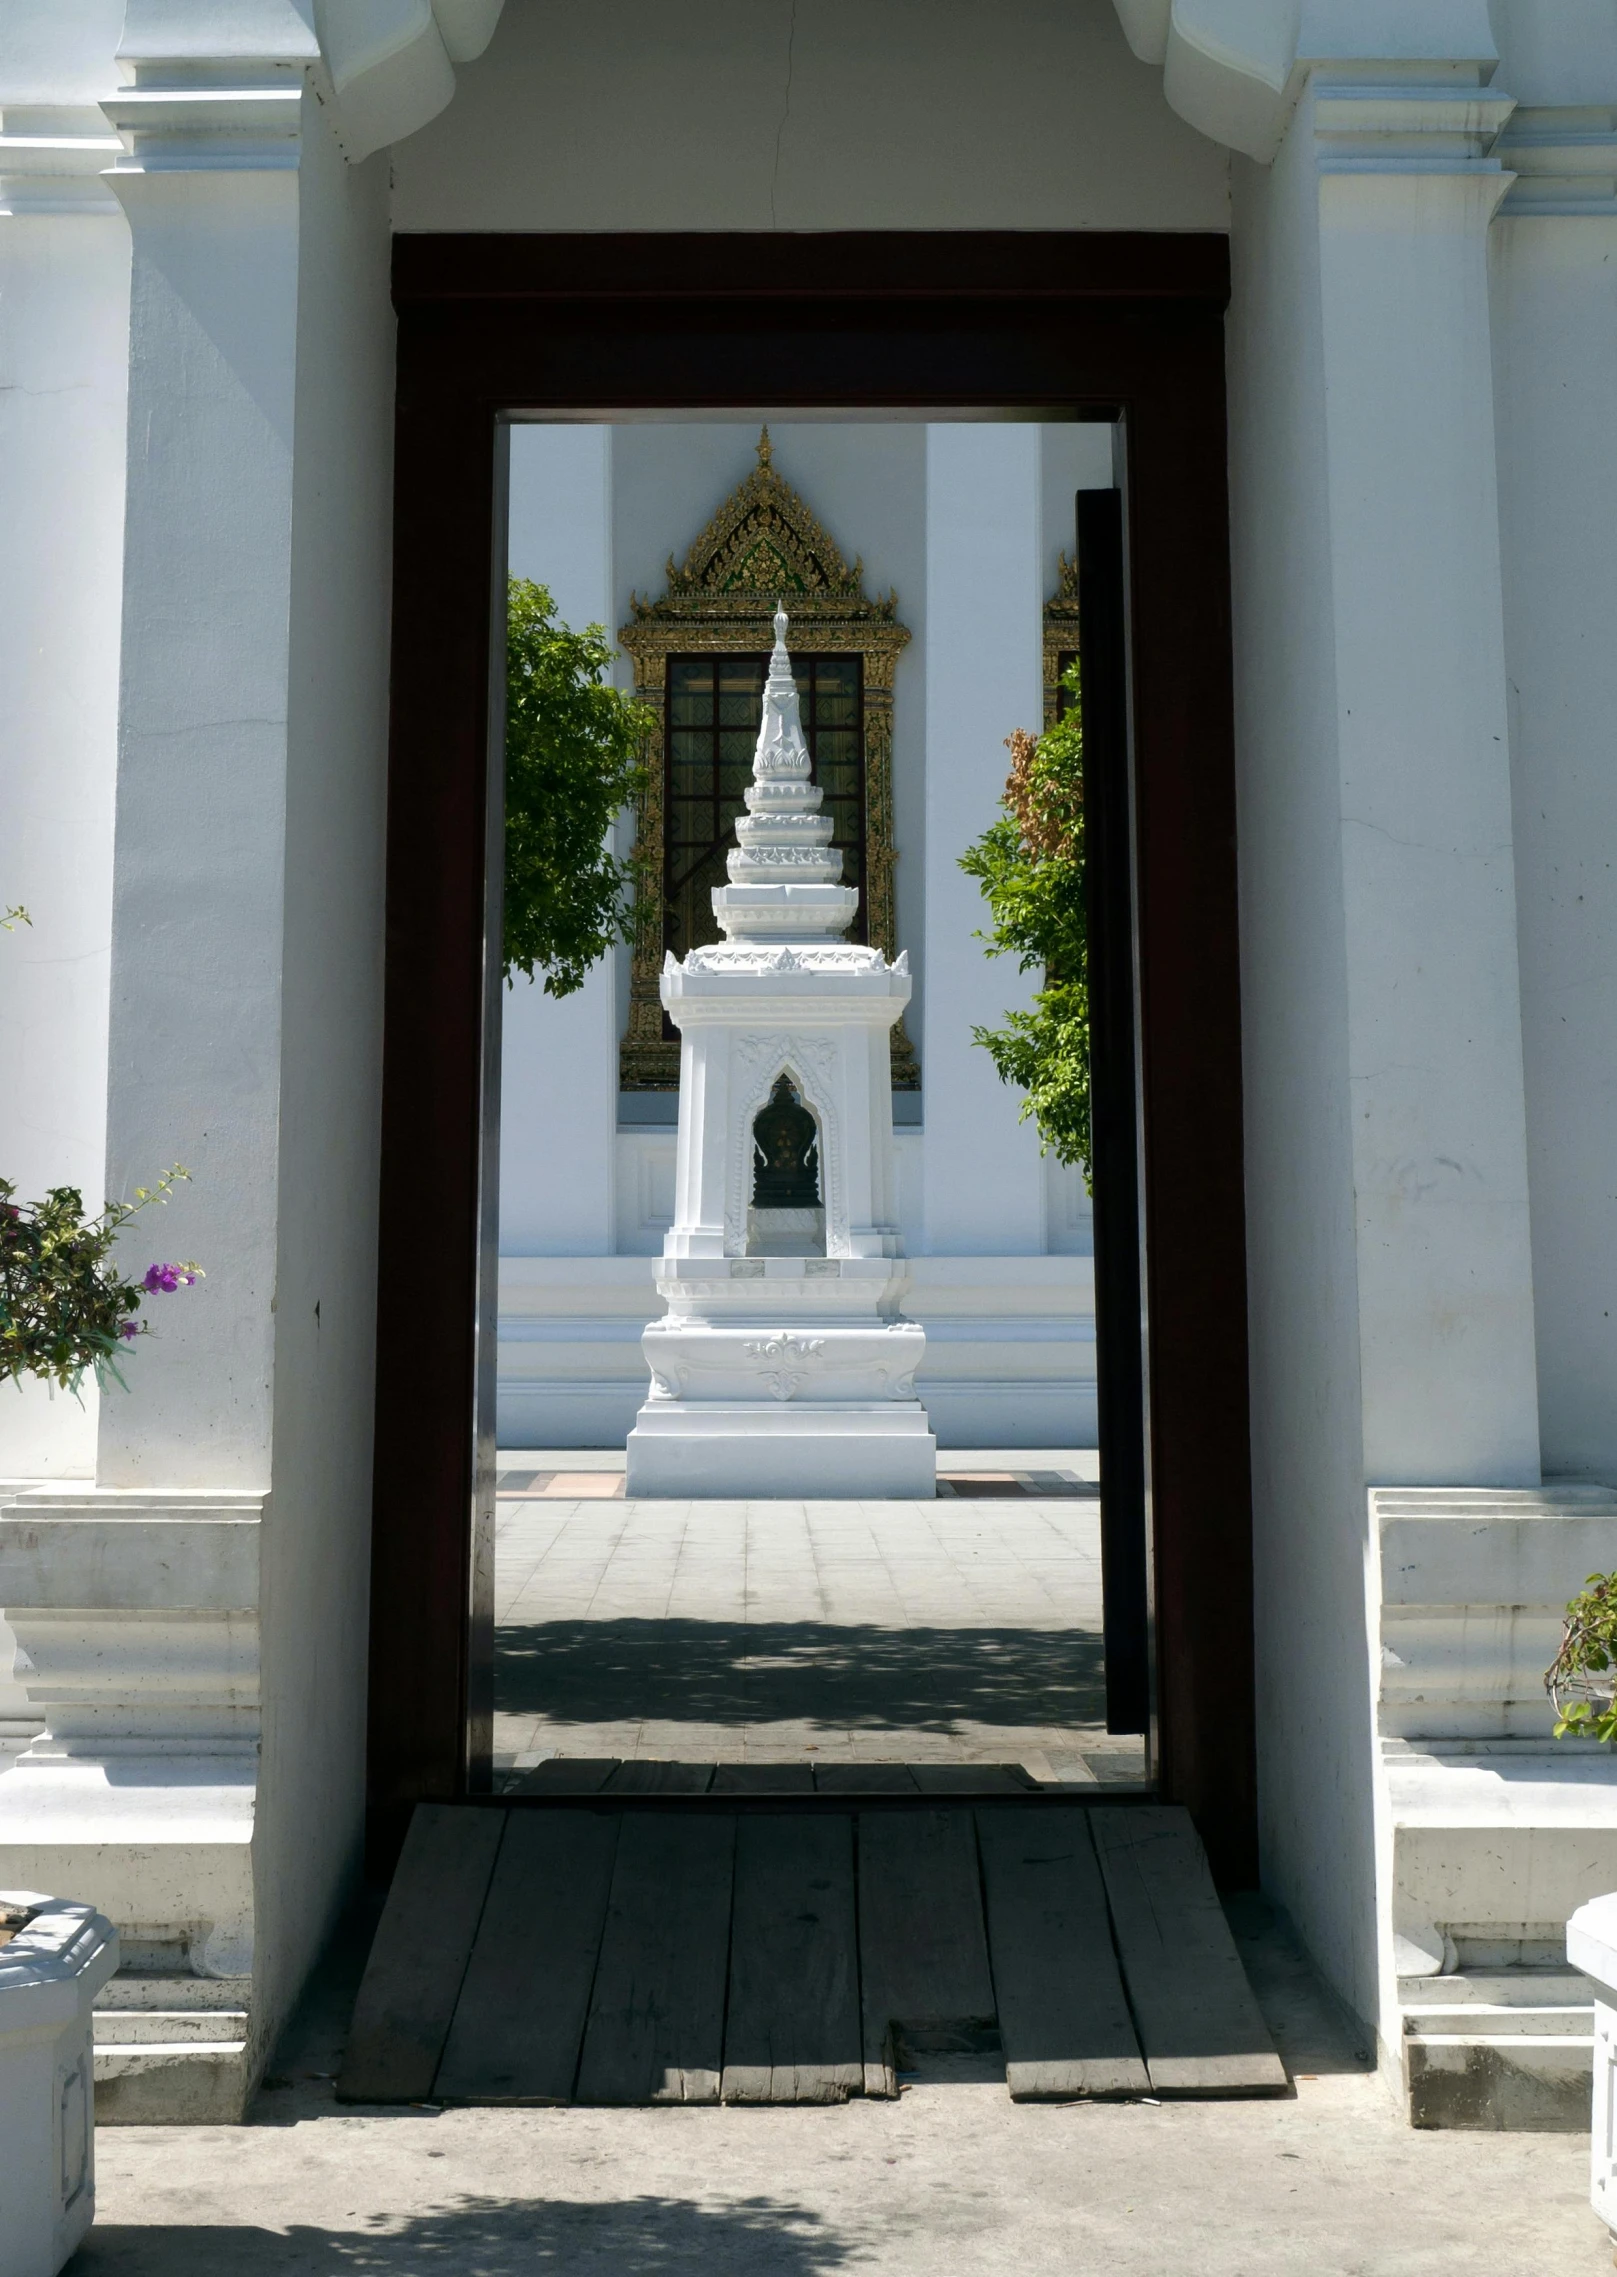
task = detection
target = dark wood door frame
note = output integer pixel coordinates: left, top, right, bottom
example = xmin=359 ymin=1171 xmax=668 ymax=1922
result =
xmin=370 ymin=231 xmax=1258 ymax=1882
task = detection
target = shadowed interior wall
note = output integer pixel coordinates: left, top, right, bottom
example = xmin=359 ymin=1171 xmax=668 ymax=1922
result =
xmin=389 ymin=0 xmax=1230 ymax=236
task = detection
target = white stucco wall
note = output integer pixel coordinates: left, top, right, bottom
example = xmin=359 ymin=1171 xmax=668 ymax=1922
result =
xmin=390 ymin=0 xmax=1230 ymax=235
xmin=921 ymin=424 xmax=1048 ymax=1256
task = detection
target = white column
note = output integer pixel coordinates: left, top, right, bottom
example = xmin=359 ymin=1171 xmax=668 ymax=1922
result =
xmin=921 ymin=424 xmax=1047 ymax=1256
xmin=499 ymin=423 xmax=617 ymax=1256
xmin=1312 ymin=74 xmax=1540 ymax=1487
xmin=1490 ymin=93 xmax=1617 ymax=1480
xmin=0 ymin=49 xmax=128 ymax=1480
xmin=96 ymin=153 xmax=303 ymax=1489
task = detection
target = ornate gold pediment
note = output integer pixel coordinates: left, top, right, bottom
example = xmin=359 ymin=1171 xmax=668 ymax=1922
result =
xmin=640 ymin=426 xmax=874 ymax=609
xmin=619 ymin=431 xmax=917 ymax=1091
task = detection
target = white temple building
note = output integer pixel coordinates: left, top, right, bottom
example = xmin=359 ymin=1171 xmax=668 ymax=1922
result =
xmin=5 ymin=0 xmax=1617 ymax=2142
xmin=498 ymin=421 xmax=1106 ymax=1451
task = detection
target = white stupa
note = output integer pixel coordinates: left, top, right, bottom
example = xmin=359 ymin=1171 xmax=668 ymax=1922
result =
xmin=624 ymin=606 xmax=936 ymax=1497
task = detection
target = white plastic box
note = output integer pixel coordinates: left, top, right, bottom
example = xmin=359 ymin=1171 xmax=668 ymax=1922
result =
xmin=0 ymin=1893 xmax=119 ymax=2277
xmin=1568 ymin=1894 xmax=1617 ymax=2240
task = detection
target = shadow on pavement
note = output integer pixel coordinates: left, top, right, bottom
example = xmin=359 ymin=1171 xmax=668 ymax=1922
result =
xmin=75 ymin=2194 xmax=859 ymax=2275
xmin=495 ymin=1616 xmax=1106 ymax=1732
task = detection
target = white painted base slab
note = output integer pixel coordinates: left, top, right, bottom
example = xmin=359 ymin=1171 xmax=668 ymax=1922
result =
xmin=625 ymin=1401 xmax=937 ymax=1498
xmin=499 ymin=1252 xmax=1096 ymax=1449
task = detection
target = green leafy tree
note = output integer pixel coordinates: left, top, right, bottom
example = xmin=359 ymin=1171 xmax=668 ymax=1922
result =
xmin=959 ymin=663 xmax=1091 ymax=1186
xmin=503 ymin=578 xmax=656 ymax=996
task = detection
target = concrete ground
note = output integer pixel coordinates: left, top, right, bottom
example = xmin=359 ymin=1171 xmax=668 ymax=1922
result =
xmin=492 ymin=1448 xmax=1147 ymax=1784
xmin=74 ymin=1894 xmax=1610 ymax=2277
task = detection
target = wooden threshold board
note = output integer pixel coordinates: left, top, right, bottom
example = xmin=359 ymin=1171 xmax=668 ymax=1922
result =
xmin=501 ymin=1761 xmax=1110 ymax=1802
xmin=339 ymin=1800 xmax=1286 ymax=2109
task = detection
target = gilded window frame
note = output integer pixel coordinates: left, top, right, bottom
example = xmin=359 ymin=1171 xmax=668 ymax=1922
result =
xmin=617 ymin=431 xmax=918 ymax=1090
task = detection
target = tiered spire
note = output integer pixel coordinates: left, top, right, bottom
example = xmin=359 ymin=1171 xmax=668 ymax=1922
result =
xmin=710 ymin=607 xmax=860 ymax=944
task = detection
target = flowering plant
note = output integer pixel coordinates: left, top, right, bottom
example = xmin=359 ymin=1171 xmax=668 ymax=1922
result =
xmin=0 ymin=1166 xmax=203 ymax=1396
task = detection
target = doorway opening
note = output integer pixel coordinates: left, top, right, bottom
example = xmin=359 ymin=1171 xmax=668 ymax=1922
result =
xmin=490 ymin=408 xmax=1143 ymax=1798
xmin=368 ymin=233 xmax=1257 ymax=1884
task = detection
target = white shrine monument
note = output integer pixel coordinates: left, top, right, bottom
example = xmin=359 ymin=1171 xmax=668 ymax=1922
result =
xmin=625 ymin=608 xmax=935 ymax=1498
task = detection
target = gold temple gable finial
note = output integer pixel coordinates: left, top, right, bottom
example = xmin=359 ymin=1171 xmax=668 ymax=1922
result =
xmin=757 ymin=425 xmax=773 ymax=469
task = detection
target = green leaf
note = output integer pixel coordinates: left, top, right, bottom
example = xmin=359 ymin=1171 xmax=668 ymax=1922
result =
xmin=958 ymin=663 xmax=1091 ymax=1186
xmin=502 ymin=579 xmax=656 ymax=996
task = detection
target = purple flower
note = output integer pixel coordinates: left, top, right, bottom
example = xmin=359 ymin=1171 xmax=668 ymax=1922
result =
xmin=144 ymin=1263 xmax=181 ymax=1293
xmin=119 ymin=1320 xmax=139 ymax=1341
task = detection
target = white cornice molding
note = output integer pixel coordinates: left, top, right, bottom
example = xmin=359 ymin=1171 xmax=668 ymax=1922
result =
xmin=1496 ymin=106 xmax=1617 ymax=217
xmin=99 ymin=0 xmax=504 ymax=175
xmin=0 ymin=105 xmax=122 ymax=215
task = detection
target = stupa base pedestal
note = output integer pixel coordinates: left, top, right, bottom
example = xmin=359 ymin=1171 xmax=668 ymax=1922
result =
xmin=625 ymin=1400 xmax=936 ymax=1499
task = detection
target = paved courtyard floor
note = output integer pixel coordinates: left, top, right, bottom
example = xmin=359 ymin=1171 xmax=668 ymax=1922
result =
xmin=76 ymin=1894 xmax=1608 ymax=2277
xmin=492 ymin=1449 xmax=1147 ymax=1785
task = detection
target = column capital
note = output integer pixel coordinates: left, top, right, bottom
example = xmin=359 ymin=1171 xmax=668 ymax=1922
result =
xmin=1311 ymin=72 xmax=1516 ymax=181
xmin=1111 ymin=0 xmax=1504 ymax=164
xmin=101 ymin=72 xmax=307 ymax=177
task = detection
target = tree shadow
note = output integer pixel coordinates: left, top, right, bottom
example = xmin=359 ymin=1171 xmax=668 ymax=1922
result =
xmin=76 ymin=2194 xmax=862 ymax=2276
xmin=495 ymin=1617 xmax=1105 ymax=1732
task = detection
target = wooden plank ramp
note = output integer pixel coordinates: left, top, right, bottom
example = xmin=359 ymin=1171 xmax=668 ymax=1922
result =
xmin=978 ymin=1806 xmax=1148 ymax=2100
xmin=1092 ymin=1806 xmax=1287 ymax=2095
xmin=574 ymin=1811 xmax=737 ymax=2103
xmin=338 ymin=1803 xmax=504 ymax=2103
xmin=341 ymin=1799 xmax=1287 ymax=2109
xmin=435 ymin=1809 xmax=619 ymax=2104
xmin=721 ymin=1814 xmax=861 ymax=2104
xmin=712 ymin=1763 xmax=816 ymax=1794
xmin=505 ymin=1758 xmax=619 ymax=1795
xmin=857 ymin=1809 xmax=997 ymax=2097
xmin=913 ymin=1764 xmax=1037 ymax=1794
xmin=812 ymin=1764 xmax=917 ymax=1793
xmin=602 ymin=1760 xmax=715 ymax=1795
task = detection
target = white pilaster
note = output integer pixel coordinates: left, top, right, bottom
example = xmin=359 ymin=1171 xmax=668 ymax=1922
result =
xmin=1312 ymin=73 xmax=1540 ymax=1487
xmin=97 ymin=102 xmax=308 ymax=1490
xmin=1490 ymin=98 xmax=1617 ymax=1480
xmin=921 ymin=424 xmax=1047 ymax=1256
xmin=0 ymin=30 xmax=128 ymax=1480
xmin=1226 ymin=37 xmax=1539 ymax=2041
